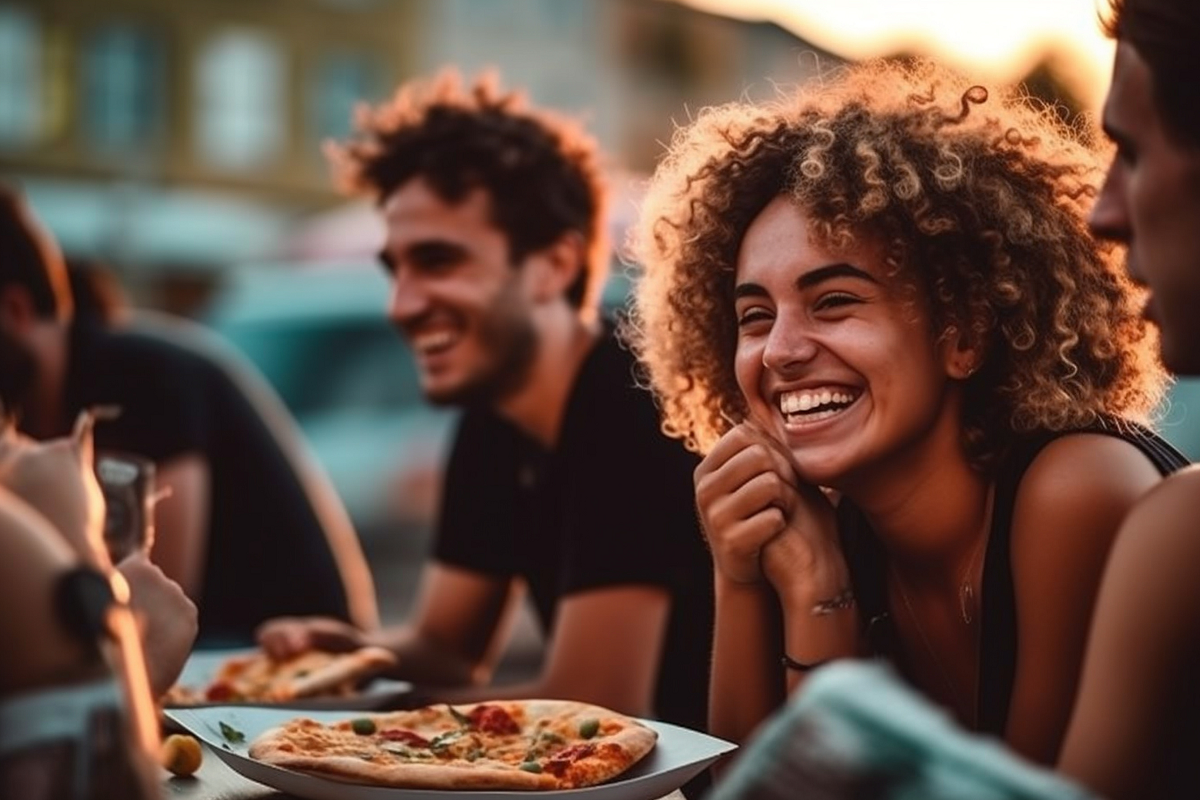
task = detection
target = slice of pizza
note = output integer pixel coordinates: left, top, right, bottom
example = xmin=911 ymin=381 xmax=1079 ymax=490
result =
xmin=165 ymin=647 xmax=397 ymax=705
xmin=249 ymin=699 xmax=658 ymax=790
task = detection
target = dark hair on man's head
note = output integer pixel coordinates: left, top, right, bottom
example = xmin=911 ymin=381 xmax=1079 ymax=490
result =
xmin=1103 ymin=0 xmax=1200 ymax=147
xmin=0 ymin=184 xmax=72 ymax=320
xmin=329 ymin=69 xmax=609 ymax=311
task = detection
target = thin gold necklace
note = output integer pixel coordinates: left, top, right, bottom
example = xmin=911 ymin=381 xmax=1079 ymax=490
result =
xmin=889 ymin=482 xmax=995 ymax=721
xmin=957 ymin=483 xmax=996 ymax=625
xmin=890 ymin=564 xmax=969 ymax=717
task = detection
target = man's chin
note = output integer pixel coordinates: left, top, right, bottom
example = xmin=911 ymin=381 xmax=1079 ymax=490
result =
xmin=421 ymin=377 xmax=505 ymax=410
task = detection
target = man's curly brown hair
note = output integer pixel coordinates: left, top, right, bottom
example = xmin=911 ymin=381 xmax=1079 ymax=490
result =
xmin=627 ymin=58 xmax=1166 ymax=468
xmin=328 ymin=69 xmax=609 ymax=312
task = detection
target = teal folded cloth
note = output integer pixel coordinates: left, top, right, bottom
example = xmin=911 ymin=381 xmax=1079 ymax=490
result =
xmin=707 ymin=661 xmax=1095 ymax=800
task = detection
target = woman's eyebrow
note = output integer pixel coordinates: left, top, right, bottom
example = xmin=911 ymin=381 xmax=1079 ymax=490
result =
xmin=796 ymin=262 xmax=879 ymax=290
xmin=734 ymin=282 xmax=769 ymax=300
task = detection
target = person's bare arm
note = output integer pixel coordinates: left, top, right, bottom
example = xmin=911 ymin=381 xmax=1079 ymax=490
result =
xmin=700 ymin=424 xmax=856 ymax=744
xmin=709 ymin=577 xmax=785 ymax=744
xmin=259 ymin=562 xmax=518 ymax=688
xmin=1004 ymin=433 xmax=1164 ymax=764
xmin=376 ymin=562 xmax=520 ymax=687
xmin=150 ymin=453 xmax=209 ymax=597
xmin=0 ymin=491 xmax=106 ymax=695
xmin=435 ymin=585 xmax=670 ymax=716
xmin=1058 ymin=468 xmax=1200 ymax=800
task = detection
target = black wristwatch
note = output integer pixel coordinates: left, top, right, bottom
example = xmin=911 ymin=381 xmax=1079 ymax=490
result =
xmin=53 ymin=566 xmax=117 ymax=655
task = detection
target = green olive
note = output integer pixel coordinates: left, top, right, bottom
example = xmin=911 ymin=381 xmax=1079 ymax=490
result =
xmin=579 ymin=718 xmax=600 ymax=739
xmin=351 ymin=718 xmax=377 ymax=736
xmin=520 ymin=761 xmax=543 ymax=773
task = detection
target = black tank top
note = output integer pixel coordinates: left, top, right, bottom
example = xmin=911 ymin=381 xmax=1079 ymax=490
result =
xmin=839 ymin=418 xmax=1189 ymax=736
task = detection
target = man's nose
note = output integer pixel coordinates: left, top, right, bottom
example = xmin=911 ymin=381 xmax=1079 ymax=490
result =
xmin=1088 ymin=166 xmax=1130 ymax=244
xmin=387 ymin=267 xmax=429 ymax=322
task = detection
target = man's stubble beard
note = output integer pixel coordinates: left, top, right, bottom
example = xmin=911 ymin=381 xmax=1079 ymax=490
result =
xmin=422 ymin=294 xmax=541 ymax=411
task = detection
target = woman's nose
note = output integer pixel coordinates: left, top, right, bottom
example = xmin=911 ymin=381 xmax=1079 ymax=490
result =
xmin=762 ymin=319 xmax=819 ymax=373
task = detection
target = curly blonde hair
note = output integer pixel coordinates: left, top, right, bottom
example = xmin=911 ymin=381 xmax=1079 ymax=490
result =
xmin=627 ymin=59 xmax=1166 ymax=467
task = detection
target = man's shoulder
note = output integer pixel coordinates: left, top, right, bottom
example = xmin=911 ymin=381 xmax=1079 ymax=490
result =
xmin=568 ymin=325 xmax=661 ymax=425
xmin=78 ymin=320 xmax=216 ymax=379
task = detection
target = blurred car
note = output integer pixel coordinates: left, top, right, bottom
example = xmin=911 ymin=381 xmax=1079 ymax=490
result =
xmin=201 ymin=260 xmax=458 ymax=547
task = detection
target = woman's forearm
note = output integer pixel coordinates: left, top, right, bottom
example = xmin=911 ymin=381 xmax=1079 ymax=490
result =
xmin=709 ymin=576 xmax=786 ymax=744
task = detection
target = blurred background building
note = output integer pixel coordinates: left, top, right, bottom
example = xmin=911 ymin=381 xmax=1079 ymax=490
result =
xmin=2 ymin=0 xmax=842 ymax=311
xmin=5 ymin=0 xmax=1199 ymax=640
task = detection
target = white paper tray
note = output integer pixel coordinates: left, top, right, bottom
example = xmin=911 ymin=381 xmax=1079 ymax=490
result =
xmin=165 ymin=705 xmax=736 ymax=800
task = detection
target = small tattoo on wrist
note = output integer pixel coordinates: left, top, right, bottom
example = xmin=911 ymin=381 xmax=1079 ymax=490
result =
xmin=811 ymin=588 xmax=855 ymax=616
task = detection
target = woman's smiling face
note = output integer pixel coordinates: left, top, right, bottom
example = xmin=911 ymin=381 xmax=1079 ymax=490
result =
xmin=733 ymin=196 xmax=960 ymax=489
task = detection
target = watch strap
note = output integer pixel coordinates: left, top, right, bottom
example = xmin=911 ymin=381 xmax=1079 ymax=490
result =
xmin=52 ymin=566 xmax=116 ymax=651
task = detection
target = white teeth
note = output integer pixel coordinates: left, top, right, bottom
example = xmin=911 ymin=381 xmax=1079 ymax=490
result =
xmin=778 ymin=388 xmax=858 ymax=416
xmin=412 ymin=330 xmax=456 ymax=353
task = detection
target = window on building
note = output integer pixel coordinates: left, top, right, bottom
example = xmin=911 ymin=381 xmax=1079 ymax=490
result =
xmin=194 ymin=28 xmax=285 ymax=169
xmin=310 ymin=51 xmax=379 ymax=145
xmin=82 ymin=22 xmax=166 ymax=152
xmin=0 ymin=5 xmax=43 ymax=147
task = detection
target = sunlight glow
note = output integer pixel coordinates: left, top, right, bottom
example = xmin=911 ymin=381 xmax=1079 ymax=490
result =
xmin=676 ymin=0 xmax=1116 ymax=112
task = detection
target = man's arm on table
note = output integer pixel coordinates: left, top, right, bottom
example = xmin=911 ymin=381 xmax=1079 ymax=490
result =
xmin=431 ymin=584 xmax=670 ymax=717
xmin=261 ymin=562 xmax=671 ymax=716
xmin=373 ymin=563 xmax=520 ymax=687
xmin=260 ymin=562 xmax=518 ymax=687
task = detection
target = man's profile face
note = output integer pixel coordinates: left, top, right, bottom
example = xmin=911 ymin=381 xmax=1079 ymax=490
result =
xmin=1090 ymin=42 xmax=1200 ymax=375
xmin=379 ymin=178 xmax=539 ymax=407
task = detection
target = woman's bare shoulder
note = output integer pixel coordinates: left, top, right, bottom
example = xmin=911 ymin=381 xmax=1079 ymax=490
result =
xmin=1019 ymin=432 xmax=1168 ymax=502
xmin=1010 ymin=433 xmax=1166 ymax=546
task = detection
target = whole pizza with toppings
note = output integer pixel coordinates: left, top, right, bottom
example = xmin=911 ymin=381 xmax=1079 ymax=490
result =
xmin=247 ymin=699 xmax=658 ymax=790
xmin=164 ymin=647 xmax=397 ymax=704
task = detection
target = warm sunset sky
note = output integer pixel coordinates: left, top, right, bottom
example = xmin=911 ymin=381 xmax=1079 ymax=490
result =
xmin=677 ymin=0 xmax=1116 ymax=112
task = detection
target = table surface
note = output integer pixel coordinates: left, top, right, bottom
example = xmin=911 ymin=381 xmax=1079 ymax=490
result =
xmin=162 ymin=745 xmax=286 ymax=799
xmin=161 ymin=745 xmax=688 ymax=800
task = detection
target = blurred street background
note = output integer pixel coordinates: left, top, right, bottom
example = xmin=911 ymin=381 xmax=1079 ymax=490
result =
xmin=5 ymin=0 xmax=1199 ymax=676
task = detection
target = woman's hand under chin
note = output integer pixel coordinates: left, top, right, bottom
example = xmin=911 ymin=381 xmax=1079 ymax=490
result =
xmin=696 ymin=421 xmax=845 ymax=590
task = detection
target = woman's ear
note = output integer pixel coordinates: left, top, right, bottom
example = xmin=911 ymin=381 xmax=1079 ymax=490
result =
xmin=939 ymin=322 xmax=985 ymax=380
xmin=525 ymin=231 xmax=586 ymax=304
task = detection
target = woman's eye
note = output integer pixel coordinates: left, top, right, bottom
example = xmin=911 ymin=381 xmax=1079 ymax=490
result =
xmin=814 ymin=293 xmax=859 ymax=311
xmin=736 ymin=307 xmax=773 ymax=326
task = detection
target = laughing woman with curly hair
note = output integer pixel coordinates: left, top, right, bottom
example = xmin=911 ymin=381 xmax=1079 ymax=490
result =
xmin=626 ymin=58 xmax=1188 ymax=765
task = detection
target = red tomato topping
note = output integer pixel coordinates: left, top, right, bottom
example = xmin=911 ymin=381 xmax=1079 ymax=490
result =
xmin=205 ymin=682 xmax=235 ymax=701
xmin=467 ymin=704 xmax=520 ymax=735
xmin=543 ymin=743 xmax=596 ymax=777
xmin=379 ymin=729 xmax=431 ymax=747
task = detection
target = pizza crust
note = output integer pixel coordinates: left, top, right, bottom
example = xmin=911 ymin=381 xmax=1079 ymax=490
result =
xmin=248 ymin=745 xmax=560 ymax=790
xmin=249 ymin=699 xmax=658 ymax=790
xmin=285 ymin=646 xmax=397 ymax=699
